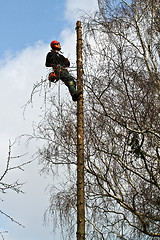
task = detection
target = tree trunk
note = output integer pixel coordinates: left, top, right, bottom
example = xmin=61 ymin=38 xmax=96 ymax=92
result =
xmin=76 ymin=20 xmax=85 ymax=240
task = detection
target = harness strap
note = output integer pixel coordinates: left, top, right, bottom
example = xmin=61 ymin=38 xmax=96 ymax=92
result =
xmin=55 ymin=65 xmax=69 ymax=77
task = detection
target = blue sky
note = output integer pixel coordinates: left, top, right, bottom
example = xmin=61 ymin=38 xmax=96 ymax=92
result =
xmin=0 ymin=0 xmax=98 ymax=240
xmin=0 ymin=0 xmax=67 ymax=57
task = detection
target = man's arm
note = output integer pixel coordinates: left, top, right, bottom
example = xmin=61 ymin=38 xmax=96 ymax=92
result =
xmin=64 ymin=58 xmax=70 ymax=67
xmin=45 ymin=52 xmax=54 ymax=67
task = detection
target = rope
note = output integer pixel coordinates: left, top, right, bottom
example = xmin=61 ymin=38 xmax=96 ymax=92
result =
xmin=58 ymin=80 xmax=61 ymax=121
xmin=55 ymin=80 xmax=61 ymax=160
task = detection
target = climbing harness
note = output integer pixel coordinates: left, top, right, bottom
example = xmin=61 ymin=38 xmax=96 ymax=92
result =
xmin=48 ymin=65 xmax=68 ymax=82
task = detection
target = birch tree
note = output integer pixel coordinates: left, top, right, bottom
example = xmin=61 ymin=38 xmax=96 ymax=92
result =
xmin=0 ymin=141 xmax=30 ymax=239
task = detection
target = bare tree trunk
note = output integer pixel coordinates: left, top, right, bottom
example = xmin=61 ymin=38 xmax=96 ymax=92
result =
xmin=76 ymin=20 xmax=85 ymax=240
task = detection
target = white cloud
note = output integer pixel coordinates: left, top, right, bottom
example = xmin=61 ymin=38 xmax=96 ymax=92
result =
xmin=0 ymin=41 xmax=48 ymax=140
xmin=60 ymin=28 xmax=76 ymax=62
xmin=65 ymin=0 xmax=98 ymax=22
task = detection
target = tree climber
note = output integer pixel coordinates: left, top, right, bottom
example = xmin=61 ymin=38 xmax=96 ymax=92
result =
xmin=45 ymin=40 xmax=82 ymax=101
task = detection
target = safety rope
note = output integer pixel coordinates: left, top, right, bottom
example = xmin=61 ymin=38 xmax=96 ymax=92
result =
xmin=58 ymin=79 xmax=61 ymax=120
xmin=57 ymin=79 xmax=62 ymax=160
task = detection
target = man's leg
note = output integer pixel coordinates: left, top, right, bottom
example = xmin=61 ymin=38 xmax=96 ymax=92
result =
xmin=60 ymin=70 xmax=82 ymax=101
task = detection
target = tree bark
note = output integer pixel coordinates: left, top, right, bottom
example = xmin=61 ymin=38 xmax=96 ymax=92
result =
xmin=76 ymin=20 xmax=85 ymax=240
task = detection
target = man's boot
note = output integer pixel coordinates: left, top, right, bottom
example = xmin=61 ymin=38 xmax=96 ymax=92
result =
xmin=72 ymin=90 xmax=82 ymax=101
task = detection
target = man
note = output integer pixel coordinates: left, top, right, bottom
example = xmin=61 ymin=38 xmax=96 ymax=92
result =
xmin=45 ymin=40 xmax=82 ymax=101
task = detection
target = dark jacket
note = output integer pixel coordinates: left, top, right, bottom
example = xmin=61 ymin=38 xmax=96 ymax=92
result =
xmin=45 ymin=50 xmax=70 ymax=68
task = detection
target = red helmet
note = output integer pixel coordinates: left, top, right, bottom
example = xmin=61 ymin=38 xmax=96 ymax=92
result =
xmin=50 ymin=40 xmax=61 ymax=50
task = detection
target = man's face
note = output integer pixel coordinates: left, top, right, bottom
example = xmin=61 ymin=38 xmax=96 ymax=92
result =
xmin=56 ymin=43 xmax=61 ymax=51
